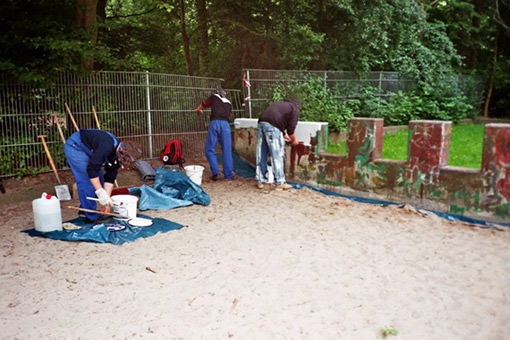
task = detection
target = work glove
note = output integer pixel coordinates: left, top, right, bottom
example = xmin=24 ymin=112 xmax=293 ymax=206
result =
xmin=95 ymin=188 xmax=113 ymax=207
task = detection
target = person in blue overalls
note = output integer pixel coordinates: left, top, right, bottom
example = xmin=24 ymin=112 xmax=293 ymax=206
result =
xmin=64 ymin=129 xmax=132 ymax=223
xmin=195 ymin=88 xmax=236 ymax=181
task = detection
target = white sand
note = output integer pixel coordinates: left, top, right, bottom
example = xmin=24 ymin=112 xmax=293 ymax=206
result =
xmin=1 ymin=174 xmax=510 ymax=340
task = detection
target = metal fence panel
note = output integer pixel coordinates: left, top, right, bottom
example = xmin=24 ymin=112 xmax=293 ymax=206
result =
xmin=242 ymin=69 xmax=485 ymax=118
xmin=0 ymin=71 xmax=245 ymax=177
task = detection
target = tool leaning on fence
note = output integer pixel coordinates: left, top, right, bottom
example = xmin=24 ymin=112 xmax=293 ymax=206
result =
xmin=37 ymin=135 xmax=72 ymax=200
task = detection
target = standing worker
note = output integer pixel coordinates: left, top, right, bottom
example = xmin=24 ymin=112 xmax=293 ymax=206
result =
xmin=256 ymin=98 xmax=301 ymax=191
xmin=195 ymin=88 xmax=236 ymax=180
xmin=64 ymin=129 xmax=132 ymax=223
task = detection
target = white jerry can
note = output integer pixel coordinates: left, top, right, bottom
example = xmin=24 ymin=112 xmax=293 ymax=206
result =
xmin=32 ymin=193 xmax=63 ymax=232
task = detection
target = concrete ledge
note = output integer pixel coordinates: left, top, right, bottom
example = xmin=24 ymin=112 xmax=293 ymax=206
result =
xmin=235 ymin=118 xmax=327 ymax=146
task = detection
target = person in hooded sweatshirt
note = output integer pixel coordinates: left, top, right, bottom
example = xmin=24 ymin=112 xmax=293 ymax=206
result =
xmin=256 ymin=99 xmax=301 ymax=191
xmin=195 ymin=89 xmax=236 ymax=181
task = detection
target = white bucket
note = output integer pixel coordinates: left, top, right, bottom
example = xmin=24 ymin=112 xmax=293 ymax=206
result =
xmin=184 ymin=165 xmax=205 ymax=185
xmin=33 ymin=193 xmax=62 ymax=232
xmin=111 ymin=195 xmax=138 ymax=219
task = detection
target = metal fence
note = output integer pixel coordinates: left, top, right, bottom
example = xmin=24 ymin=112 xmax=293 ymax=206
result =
xmin=0 ymin=71 xmax=246 ymax=177
xmin=242 ymin=69 xmax=485 ymax=118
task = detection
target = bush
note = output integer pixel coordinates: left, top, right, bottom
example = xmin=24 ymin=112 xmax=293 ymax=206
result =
xmin=267 ymin=73 xmax=478 ymax=130
xmin=270 ymin=75 xmax=354 ymax=131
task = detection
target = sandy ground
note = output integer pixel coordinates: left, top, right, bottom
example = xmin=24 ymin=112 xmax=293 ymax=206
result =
xmin=1 ymin=161 xmax=510 ymax=340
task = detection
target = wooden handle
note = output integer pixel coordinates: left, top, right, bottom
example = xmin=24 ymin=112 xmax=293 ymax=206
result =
xmin=92 ymin=105 xmax=101 ymax=130
xmin=52 ymin=114 xmax=66 ymax=145
xmin=65 ymin=103 xmax=79 ymax=131
xmin=90 ymin=106 xmax=118 ymax=188
xmin=38 ymin=135 xmax=61 ymax=184
xmin=66 ymin=206 xmax=130 ymax=219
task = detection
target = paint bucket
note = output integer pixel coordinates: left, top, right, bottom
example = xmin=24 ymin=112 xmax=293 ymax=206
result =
xmin=32 ymin=192 xmax=62 ymax=232
xmin=184 ymin=165 xmax=205 ymax=185
xmin=111 ymin=195 xmax=138 ymax=219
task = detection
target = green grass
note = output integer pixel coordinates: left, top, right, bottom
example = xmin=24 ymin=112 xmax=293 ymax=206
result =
xmin=327 ymin=124 xmax=484 ymax=169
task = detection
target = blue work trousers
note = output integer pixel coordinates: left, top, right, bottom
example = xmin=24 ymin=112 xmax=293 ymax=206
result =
xmin=64 ymin=132 xmax=104 ymax=221
xmin=205 ymin=120 xmax=234 ymax=179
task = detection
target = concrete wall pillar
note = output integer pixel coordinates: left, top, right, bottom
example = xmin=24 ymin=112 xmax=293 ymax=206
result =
xmin=407 ymin=120 xmax=451 ymax=184
xmin=482 ymin=124 xmax=510 ymax=204
xmin=345 ymin=118 xmax=383 ymax=185
xmin=346 ymin=118 xmax=383 ymax=166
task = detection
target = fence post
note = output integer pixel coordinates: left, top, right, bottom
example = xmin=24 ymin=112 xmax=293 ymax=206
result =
xmin=247 ymin=69 xmax=252 ymax=119
xmin=378 ymin=71 xmax=383 ymax=115
xmin=145 ymin=71 xmax=153 ymax=157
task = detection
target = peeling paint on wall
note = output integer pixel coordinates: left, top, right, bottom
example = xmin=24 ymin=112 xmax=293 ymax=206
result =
xmin=235 ymin=118 xmax=510 ymax=223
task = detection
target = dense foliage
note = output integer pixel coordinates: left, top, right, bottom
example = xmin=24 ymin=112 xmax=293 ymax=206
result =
xmin=1 ymin=0 xmax=509 ymax=117
xmin=268 ymin=74 xmax=479 ymax=130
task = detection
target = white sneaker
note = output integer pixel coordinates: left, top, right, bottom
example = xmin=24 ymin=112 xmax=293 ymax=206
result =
xmin=256 ymin=183 xmax=264 ymax=189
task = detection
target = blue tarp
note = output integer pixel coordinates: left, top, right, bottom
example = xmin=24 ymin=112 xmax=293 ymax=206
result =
xmin=129 ymin=168 xmax=210 ymax=209
xmin=228 ymin=151 xmax=510 ymax=229
xmin=292 ymin=183 xmax=510 ymax=229
xmin=23 ymin=168 xmax=209 ymax=244
xmin=23 ymin=215 xmax=185 ymax=245
xmin=219 ymin=151 xmax=256 ymax=179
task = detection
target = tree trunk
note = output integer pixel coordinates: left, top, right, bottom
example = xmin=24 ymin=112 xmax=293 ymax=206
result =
xmin=76 ymin=0 xmax=98 ymax=69
xmin=483 ymin=29 xmax=499 ymax=118
xmin=262 ymin=0 xmax=273 ymax=67
xmin=241 ymin=40 xmax=249 ymax=70
xmin=457 ymin=29 xmax=468 ymax=65
xmin=195 ymin=0 xmax=208 ymax=76
xmin=76 ymin=0 xmax=98 ymax=32
xmin=467 ymin=0 xmax=482 ymax=69
xmin=314 ymin=0 xmax=327 ymax=69
xmin=179 ymin=0 xmax=194 ymax=77
xmin=96 ymin=0 xmax=107 ymax=21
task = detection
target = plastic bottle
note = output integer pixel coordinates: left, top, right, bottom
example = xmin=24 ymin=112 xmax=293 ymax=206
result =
xmin=32 ymin=193 xmax=62 ymax=232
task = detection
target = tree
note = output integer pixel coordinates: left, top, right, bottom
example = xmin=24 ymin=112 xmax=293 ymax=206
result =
xmin=0 ymin=0 xmax=106 ymax=84
xmin=178 ymin=0 xmax=193 ymax=76
xmin=195 ymin=0 xmax=208 ymax=76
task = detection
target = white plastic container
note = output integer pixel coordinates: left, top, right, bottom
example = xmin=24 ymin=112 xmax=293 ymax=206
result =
xmin=111 ymin=195 xmax=139 ymax=219
xmin=32 ymin=193 xmax=62 ymax=232
xmin=184 ymin=165 xmax=205 ymax=185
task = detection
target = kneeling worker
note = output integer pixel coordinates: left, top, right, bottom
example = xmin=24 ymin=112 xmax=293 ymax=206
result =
xmin=64 ymin=129 xmax=132 ymax=223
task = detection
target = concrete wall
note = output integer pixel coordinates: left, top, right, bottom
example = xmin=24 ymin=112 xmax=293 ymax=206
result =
xmin=234 ymin=118 xmax=510 ymax=223
xmin=234 ymin=118 xmax=328 ymax=166
xmin=329 ymin=125 xmax=408 ymax=144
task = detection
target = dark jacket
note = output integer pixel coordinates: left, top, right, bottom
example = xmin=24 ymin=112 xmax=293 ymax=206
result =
xmin=201 ymin=94 xmax=232 ymax=122
xmin=258 ymin=100 xmax=300 ymax=135
xmin=80 ymin=129 xmax=121 ymax=183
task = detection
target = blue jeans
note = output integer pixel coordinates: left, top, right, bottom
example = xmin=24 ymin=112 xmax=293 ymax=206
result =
xmin=64 ymin=132 xmax=104 ymax=221
xmin=205 ymin=120 xmax=234 ymax=179
xmin=256 ymin=122 xmax=286 ymax=185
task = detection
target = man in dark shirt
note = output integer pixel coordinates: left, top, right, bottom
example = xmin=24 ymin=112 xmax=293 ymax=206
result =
xmin=195 ymin=89 xmax=235 ymax=180
xmin=64 ymin=129 xmax=131 ymax=222
xmin=257 ymin=99 xmax=301 ymax=190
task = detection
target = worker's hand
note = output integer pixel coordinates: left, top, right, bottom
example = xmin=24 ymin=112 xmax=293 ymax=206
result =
xmin=195 ymin=108 xmax=203 ymax=114
xmin=100 ymin=205 xmax=111 ymax=214
xmin=292 ymin=140 xmax=300 ymax=146
xmin=283 ymin=134 xmax=291 ymax=141
xmin=95 ymin=188 xmax=113 ymax=207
